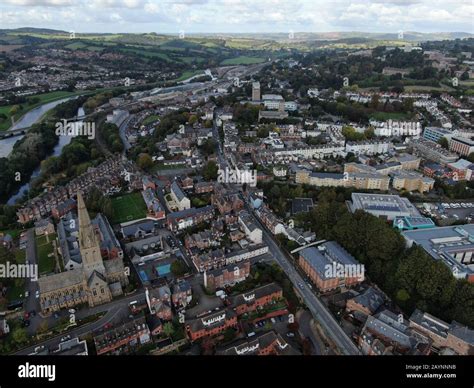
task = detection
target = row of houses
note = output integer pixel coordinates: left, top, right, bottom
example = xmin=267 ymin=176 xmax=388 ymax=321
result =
xmin=17 ymin=157 xmax=141 ymax=224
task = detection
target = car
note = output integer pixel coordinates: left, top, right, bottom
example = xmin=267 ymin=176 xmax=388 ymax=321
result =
xmin=298 ymin=283 xmax=305 ymax=289
xmin=271 ymin=318 xmax=276 ymax=324
xmin=25 ymin=291 xmax=29 ymax=298
xmin=68 ymin=309 xmax=76 ymax=314
xmin=35 ymin=290 xmax=39 ymax=298
xmin=286 ymin=332 xmax=295 ymax=338
xmin=29 ymin=310 xmax=36 ymax=317
xmin=22 ymin=319 xmax=30 ymax=327
xmin=442 ymin=203 xmax=450 ymax=208
xmin=461 ymin=203 xmax=468 ymax=208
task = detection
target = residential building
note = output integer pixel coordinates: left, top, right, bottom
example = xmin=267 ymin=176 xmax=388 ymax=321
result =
xmin=346 ymin=287 xmax=385 ymax=317
xmin=216 ymin=330 xmax=297 ymax=355
xmin=238 ymin=210 xmax=263 ymax=244
xmin=298 ymin=241 xmax=363 ymax=293
xmin=185 ymin=309 xmax=238 ymax=341
xmin=204 ymin=260 xmax=251 ymax=291
xmin=166 ymin=205 xmax=214 ymax=232
xmin=231 ymin=283 xmax=283 ymax=316
xmin=390 ymin=170 xmax=435 ymax=193
xmin=93 ymin=314 xmax=151 ymax=355
xmin=170 ymin=181 xmax=191 ymax=211
xmin=142 ymin=189 xmax=166 ymax=220
xmin=359 ymin=310 xmax=429 ymax=355
xmin=409 ymin=309 xmax=473 ymax=355
xmin=171 ymin=280 xmax=193 ymax=308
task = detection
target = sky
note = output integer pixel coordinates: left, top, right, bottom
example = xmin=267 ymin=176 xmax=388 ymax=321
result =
xmin=0 ymin=0 xmax=473 ymax=34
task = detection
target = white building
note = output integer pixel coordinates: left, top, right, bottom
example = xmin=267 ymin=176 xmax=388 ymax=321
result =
xmin=238 ymin=211 xmax=263 ymax=244
xmin=170 ymin=181 xmax=191 ymax=211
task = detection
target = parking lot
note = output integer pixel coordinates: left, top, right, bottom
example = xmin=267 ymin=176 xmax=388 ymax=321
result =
xmin=417 ymin=201 xmax=474 ymax=224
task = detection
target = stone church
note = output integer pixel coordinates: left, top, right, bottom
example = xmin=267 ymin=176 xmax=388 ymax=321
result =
xmin=38 ymin=192 xmax=128 ymax=314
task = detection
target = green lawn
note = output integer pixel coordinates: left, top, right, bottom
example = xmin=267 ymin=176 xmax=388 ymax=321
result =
xmin=220 ymin=56 xmax=266 ymax=65
xmin=142 ymin=114 xmax=160 ymax=125
xmin=0 ymin=228 xmax=23 ymax=240
xmin=36 ymin=233 xmax=57 ymax=275
xmin=110 ymin=192 xmax=147 ymax=224
xmin=369 ymin=111 xmax=414 ymax=121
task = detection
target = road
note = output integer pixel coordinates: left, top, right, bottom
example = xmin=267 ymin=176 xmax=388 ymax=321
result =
xmin=24 ymin=228 xmax=40 ymax=320
xmin=210 ymin=105 xmax=359 ymax=354
xmin=211 ymin=116 xmax=359 ymax=355
xmin=246 ymin=204 xmax=360 ymax=355
xmin=15 ymin=291 xmax=146 ymax=355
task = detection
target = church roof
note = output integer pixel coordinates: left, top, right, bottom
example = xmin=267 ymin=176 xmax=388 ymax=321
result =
xmin=38 ymin=270 xmax=84 ymax=294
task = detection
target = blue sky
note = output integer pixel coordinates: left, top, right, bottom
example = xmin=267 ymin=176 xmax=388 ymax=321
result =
xmin=1 ymin=0 xmax=473 ymax=34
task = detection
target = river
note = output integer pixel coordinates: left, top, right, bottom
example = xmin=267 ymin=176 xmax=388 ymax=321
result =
xmin=0 ymin=96 xmax=78 ymax=158
xmin=6 ymin=106 xmax=85 ymax=205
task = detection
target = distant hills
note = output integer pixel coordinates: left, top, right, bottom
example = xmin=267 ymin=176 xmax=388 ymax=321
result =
xmin=0 ymin=28 xmax=472 ymax=52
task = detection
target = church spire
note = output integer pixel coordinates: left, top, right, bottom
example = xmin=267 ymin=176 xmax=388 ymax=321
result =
xmin=77 ymin=191 xmax=98 ymax=249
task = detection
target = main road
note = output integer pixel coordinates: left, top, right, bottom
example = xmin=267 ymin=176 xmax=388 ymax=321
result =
xmin=245 ymin=203 xmax=360 ymax=355
xmin=213 ymin=116 xmax=359 ymax=355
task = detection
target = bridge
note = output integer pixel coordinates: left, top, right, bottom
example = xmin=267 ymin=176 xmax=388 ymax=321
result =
xmin=290 ymin=239 xmax=327 ymax=254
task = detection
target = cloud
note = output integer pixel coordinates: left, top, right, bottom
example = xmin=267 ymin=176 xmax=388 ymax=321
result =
xmin=0 ymin=0 xmax=472 ymax=33
xmin=4 ymin=0 xmax=73 ymax=5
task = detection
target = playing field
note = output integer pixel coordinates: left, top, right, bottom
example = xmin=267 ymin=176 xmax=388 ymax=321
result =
xmin=110 ymin=192 xmax=147 ymax=224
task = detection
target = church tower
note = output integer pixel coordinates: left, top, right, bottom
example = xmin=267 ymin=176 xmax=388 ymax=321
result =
xmin=77 ymin=192 xmax=106 ymax=278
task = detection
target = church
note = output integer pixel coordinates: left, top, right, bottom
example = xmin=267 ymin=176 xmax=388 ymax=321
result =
xmin=38 ymin=192 xmax=128 ymax=314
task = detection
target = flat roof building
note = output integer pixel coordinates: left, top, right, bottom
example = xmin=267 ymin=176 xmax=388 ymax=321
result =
xmin=402 ymin=224 xmax=474 ymax=282
xmin=348 ymin=193 xmax=420 ymax=220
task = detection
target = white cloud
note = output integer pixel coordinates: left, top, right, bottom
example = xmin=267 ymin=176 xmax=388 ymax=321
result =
xmin=0 ymin=0 xmax=472 ymax=33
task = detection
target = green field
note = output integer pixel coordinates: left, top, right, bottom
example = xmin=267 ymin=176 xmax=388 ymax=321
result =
xmin=220 ymin=56 xmax=266 ymax=65
xmin=36 ymin=233 xmax=57 ymax=275
xmin=175 ymin=70 xmax=205 ymax=82
xmin=110 ymin=192 xmax=147 ymax=224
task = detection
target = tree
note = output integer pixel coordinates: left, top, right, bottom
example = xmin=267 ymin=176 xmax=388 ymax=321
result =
xmin=162 ymin=322 xmax=175 ymax=337
xmin=12 ymin=327 xmax=28 ymax=345
xmin=467 ymin=152 xmax=474 ymax=164
xmin=171 ymin=260 xmax=188 ymax=277
xmin=137 ymin=153 xmax=153 ymax=170
xmin=438 ymin=137 xmax=449 ymax=150
xmin=202 ymin=161 xmax=218 ymax=181
xmin=188 ymin=115 xmax=198 ymax=125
